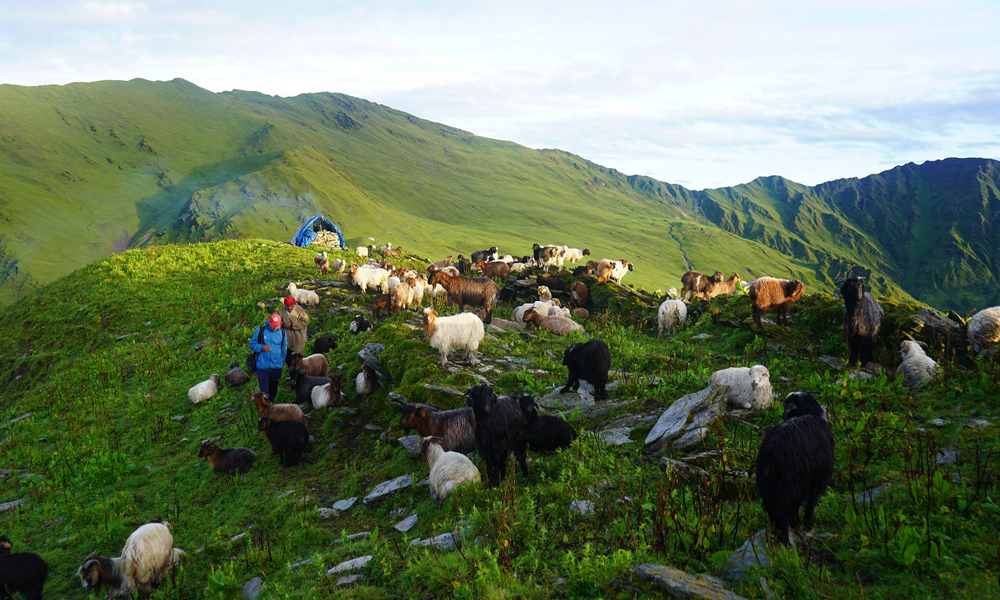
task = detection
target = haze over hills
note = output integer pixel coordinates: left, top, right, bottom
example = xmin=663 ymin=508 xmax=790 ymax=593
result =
xmin=0 ymin=78 xmax=997 ymax=311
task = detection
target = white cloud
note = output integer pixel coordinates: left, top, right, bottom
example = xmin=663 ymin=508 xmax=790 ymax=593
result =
xmin=80 ymin=2 xmax=145 ymax=19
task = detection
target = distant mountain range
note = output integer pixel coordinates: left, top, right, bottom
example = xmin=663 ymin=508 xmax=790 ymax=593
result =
xmin=1 ymin=78 xmax=997 ymax=311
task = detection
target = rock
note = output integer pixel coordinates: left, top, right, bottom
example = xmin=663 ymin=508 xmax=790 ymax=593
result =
xmin=363 ymin=475 xmax=413 ymax=504
xmin=636 ymin=563 xmax=747 ymax=599
xmin=936 ymin=448 xmax=960 ymax=466
xmin=422 ymin=384 xmax=464 ymax=397
xmin=317 ymin=508 xmax=339 ymax=519
xmin=819 ymin=355 xmax=844 ymax=370
xmin=0 ymin=413 xmax=31 ymax=430
xmin=409 ymin=531 xmax=460 ymax=551
xmin=966 ymin=418 xmax=990 ymax=430
xmin=241 ymin=577 xmax=264 ymax=599
xmin=691 ymin=333 xmax=713 ymax=340
xmin=599 ymin=427 xmax=633 ymax=446
xmin=192 ymin=339 xmax=212 ymax=350
xmin=722 ymin=529 xmax=772 ymax=582
xmin=570 ymin=500 xmax=594 ymax=517
xmin=326 ymin=555 xmax=373 ymax=577
xmin=289 ymin=559 xmax=313 ymax=569
xmin=537 ymin=384 xmax=596 ymax=409
xmin=397 ymin=435 xmax=422 ymax=459
xmin=334 ymin=497 xmax=357 ymax=511
xmin=643 ymin=386 xmax=728 ymax=454
xmin=394 ymin=513 xmax=418 ymax=533
xmin=856 ymin=483 xmax=891 ymax=503
xmin=0 ymin=499 xmax=26 ymax=513
xmin=929 ymin=418 xmax=947 ymax=427
xmin=337 ymin=575 xmax=364 ymax=586
xmin=910 ymin=309 xmax=963 ymax=347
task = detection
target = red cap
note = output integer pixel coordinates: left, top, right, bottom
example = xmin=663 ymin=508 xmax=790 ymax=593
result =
xmin=284 ymin=296 xmax=296 ymax=307
xmin=269 ymin=314 xmax=281 ymax=327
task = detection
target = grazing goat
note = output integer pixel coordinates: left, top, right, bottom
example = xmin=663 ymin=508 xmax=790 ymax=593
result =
xmin=396 ymin=402 xmax=477 ymax=453
xmin=78 ymin=521 xmax=176 ymax=597
xmin=287 ymin=282 xmax=320 ymax=306
xmin=570 ymin=281 xmax=589 ymax=307
xmin=561 ymin=247 xmax=591 ymax=267
xmin=422 ymin=308 xmax=485 ymax=366
xmin=289 ymin=370 xmax=332 ymax=405
xmin=188 ymin=374 xmax=220 ymax=404
xmin=895 ymin=341 xmax=940 ymax=388
xmin=312 ymin=332 xmax=338 ymax=355
xmin=475 ymin=259 xmax=511 ymax=280
xmin=756 ymin=392 xmax=834 ymax=545
xmin=224 ymin=361 xmax=250 ymax=387
xmin=465 ymin=385 xmax=528 ymax=488
xmin=427 ymin=270 xmax=499 ymax=324
xmin=704 ymin=273 xmax=743 ymax=299
xmin=596 ymin=259 xmax=633 ymax=284
xmin=967 ymin=306 xmax=1000 ymax=354
xmin=258 ymin=417 xmax=309 ymax=466
xmin=573 ymin=261 xmax=598 ymax=277
xmin=519 ymin=396 xmax=577 ymax=452
xmin=748 ymin=277 xmax=804 ymax=328
xmin=314 ymin=251 xmax=329 ymax=275
xmin=522 ymin=308 xmax=584 ymax=335
xmin=537 ymin=245 xmax=562 ymax=271
xmin=562 ymin=339 xmax=611 ymax=400
xmin=419 ymin=436 xmax=481 ymax=500
xmin=349 ymin=314 xmax=373 ymax=335
xmin=331 ymin=258 xmax=347 ymax=274
xmin=657 ymin=299 xmax=687 ymax=336
xmin=311 ymin=375 xmax=346 ymax=409
xmin=289 ymin=352 xmax=329 ymax=377
xmin=0 ymin=537 xmax=48 ymax=600
xmin=680 ymin=270 xmax=723 ymax=301
xmin=198 ymin=441 xmax=258 ymax=476
xmin=711 ymin=365 xmax=772 ymax=411
xmin=253 ymin=391 xmax=308 ymax=425
xmin=840 ymin=277 xmax=883 ymax=366
xmin=537 ymin=285 xmax=553 ymax=302
xmin=356 ymin=246 xmax=369 ymax=259
xmin=350 ymin=264 xmax=391 ymax=294
xmin=470 ymin=246 xmax=499 ymax=264
xmin=384 ymin=246 xmax=403 ymax=257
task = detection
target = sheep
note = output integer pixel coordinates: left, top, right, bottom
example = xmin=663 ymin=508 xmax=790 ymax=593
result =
xmin=475 ymin=259 xmax=511 ymax=280
xmin=838 ymin=277 xmax=884 ymax=366
xmin=198 ymin=441 xmax=258 ymax=476
xmin=704 ymin=273 xmax=744 ymax=299
xmin=372 ymin=293 xmax=392 ymax=321
xmin=0 ymin=538 xmax=48 ymax=600
xmin=570 ymin=281 xmax=589 ymax=307
xmin=355 ymin=364 xmax=380 ymax=396
xmin=314 ymin=251 xmax=329 ymax=275
xmin=311 ymin=374 xmax=346 ymax=409
xmin=680 ymin=270 xmax=724 ymax=301
xmin=252 ymin=391 xmax=308 ymax=425
xmin=258 ymin=417 xmax=309 ymax=466
xmin=748 ymin=277 xmax=804 ymax=328
xmin=518 ymin=396 xmax=577 ymax=452
xmin=224 ymin=361 xmax=250 ymax=387
xmin=357 ymin=246 xmax=369 ymax=259
xmin=78 ymin=521 xmax=176 ymax=597
xmin=596 ymin=259 xmax=634 ymax=284
xmin=419 ymin=436 xmax=481 ymax=500
xmin=289 ymin=352 xmax=329 ymax=377
xmin=289 ymin=369 xmax=333 ymax=405
xmin=427 ymin=270 xmax=499 ymax=324
xmin=465 ymin=385 xmax=529 ymax=488
xmin=522 ymin=308 xmax=584 ymax=335
xmin=384 ymin=275 xmax=401 ymax=292
xmin=287 ymin=282 xmax=320 ymax=307
xmin=561 ymin=247 xmax=591 ymax=267
xmin=710 ymin=365 xmax=772 ymax=411
xmin=895 ymin=340 xmax=940 ymax=388
xmin=966 ymin=306 xmax=1000 ymax=354
xmin=657 ymin=299 xmax=688 ymax=336
xmin=548 ymin=305 xmax=572 ymax=318
xmin=331 ymin=258 xmax=347 ymax=274
xmin=349 ymin=264 xmax=391 ymax=294
xmin=536 ymin=275 xmax=566 ymax=291
xmin=755 ymin=391 xmax=835 ymax=545
xmin=349 ymin=314 xmax=373 ymax=334
xmin=427 ymin=256 xmax=453 ymax=271
xmin=470 ymin=246 xmax=499 ymax=264
xmin=422 ymin=307 xmax=485 ymax=367
xmin=391 ymin=277 xmax=417 ymax=313
xmin=396 ymin=402 xmax=477 ymax=454
xmin=561 ymin=339 xmax=611 ymax=400
xmin=312 ymin=332 xmax=338 ymax=355
xmin=188 ymin=374 xmax=220 ymax=404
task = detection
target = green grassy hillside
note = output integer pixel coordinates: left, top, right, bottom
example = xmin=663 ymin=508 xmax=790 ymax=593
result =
xmin=0 ymin=241 xmax=997 ymax=598
xmin=1 ymin=79 xmax=998 ymax=312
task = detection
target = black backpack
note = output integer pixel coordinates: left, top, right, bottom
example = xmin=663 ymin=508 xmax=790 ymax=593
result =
xmin=245 ymin=324 xmax=286 ymax=373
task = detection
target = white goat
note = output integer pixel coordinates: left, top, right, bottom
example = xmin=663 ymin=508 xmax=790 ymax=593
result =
xmin=350 ymin=264 xmax=391 ymax=293
xmin=287 ymin=282 xmax=320 ymax=306
xmin=356 ymin=246 xmax=369 ymax=259
xmin=77 ymin=521 xmax=178 ymax=597
xmin=710 ymin=365 xmax=772 ymax=411
xmin=895 ymin=341 xmax=940 ymax=388
xmin=422 ymin=308 xmax=485 ymax=366
xmin=188 ymin=374 xmax=220 ymax=404
xmin=420 ymin=436 xmax=481 ymax=500
xmin=657 ymin=299 xmax=687 ymax=336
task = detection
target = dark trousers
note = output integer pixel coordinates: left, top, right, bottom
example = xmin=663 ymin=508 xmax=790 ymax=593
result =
xmin=257 ymin=368 xmax=283 ymax=402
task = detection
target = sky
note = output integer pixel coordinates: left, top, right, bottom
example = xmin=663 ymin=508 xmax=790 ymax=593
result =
xmin=2 ymin=0 xmax=999 ymax=189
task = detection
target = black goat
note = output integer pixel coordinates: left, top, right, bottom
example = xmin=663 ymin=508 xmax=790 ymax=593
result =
xmin=518 ymin=396 xmax=577 ymax=452
xmin=465 ymin=385 xmax=528 ymax=488
xmin=561 ymin=339 xmax=611 ymax=400
xmin=258 ymin=417 xmax=309 ymax=466
xmin=0 ymin=536 xmax=49 ymax=600
xmin=840 ymin=277 xmax=884 ymax=366
xmin=497 ymin=287 xmax=519 ymax=304
xmin=312 ymin=332 xmax=338 ymax=355
xmin=536 ymin=275 xmax=566 ymax=291
xmin=470 ymin=246 xmax=499 ymax=264
xmin=755 ymin=392 xmax=834 ymax=545
xmin=349 ymin=314 xmax=373 ymax=335
xmin=289 ymin=368 xmax=331 ymax=405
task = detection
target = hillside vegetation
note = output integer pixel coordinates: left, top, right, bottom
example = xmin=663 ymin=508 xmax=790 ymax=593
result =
xmin=1 ymin=79 xmax=999 ymax=311
xmin=0 ymin=241 xmax=997 ymax=599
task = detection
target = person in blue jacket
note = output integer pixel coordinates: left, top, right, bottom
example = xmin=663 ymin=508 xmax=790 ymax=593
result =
xmin=249 ymin=313 xmax=287 ymax=402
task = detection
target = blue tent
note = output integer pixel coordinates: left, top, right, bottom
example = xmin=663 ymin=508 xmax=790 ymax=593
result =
xmin=291 ymin=214 xmax=344 ymax=248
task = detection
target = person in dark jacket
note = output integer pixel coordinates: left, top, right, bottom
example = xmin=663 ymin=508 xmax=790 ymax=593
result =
xmin=249 ymin=313 xmax=287 ymax=402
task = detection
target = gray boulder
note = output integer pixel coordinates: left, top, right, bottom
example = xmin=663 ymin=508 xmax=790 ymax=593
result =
xmin=643 ymin=386 xmax=727 ymax=454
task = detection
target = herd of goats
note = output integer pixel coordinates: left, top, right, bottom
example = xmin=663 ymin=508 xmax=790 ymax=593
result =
xmin=2 ymin=240 xmax=999 ymax=599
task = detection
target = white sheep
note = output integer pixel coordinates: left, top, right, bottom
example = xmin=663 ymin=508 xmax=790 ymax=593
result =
xmin=287 ymin=282 xmax=320 ymax=306
xmin=356 ymin=246 xmax=369 ymax=259
xmin=422 ymin=308 xmax=485 ymax=367
xmin=657 ymin=299 xmax=687 ymax=336
xmin=895 ymin=341 xmax=940 ymax=388
xmin=420 ymin=436 xmax=481 ymax=500
xmin=561 ymin=246 xmax=590 ymax=267
xmin=188 ymin=374 xmax=220 ymax=404
xmin=967 ymin=306 xmax=1000 ymax=354
xmin=710 ymin=365 xmax=772 ymax=411
xmin=350 ymin=264 xmax=391 ymax=293
xmin=331 ymin=258 xmax=347 ymax=274
xmin=512 ymin=300 xmax=556 ymax=323
xmin=596 ymin=259 xmax=634 ymax=284
xmin=78 ymin=521 xmax=178 ymax=597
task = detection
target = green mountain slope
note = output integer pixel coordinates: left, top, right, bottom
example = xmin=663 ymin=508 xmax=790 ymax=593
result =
xmin=1 ymin=78 xmax=997 ymax=311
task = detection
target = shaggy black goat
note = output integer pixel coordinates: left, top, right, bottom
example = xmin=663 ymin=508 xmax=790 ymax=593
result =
xmin=536 ymin=275 xmax=566 ymax=291
xmin=470 ymin=246 xmax=499 ymax=264
xmin=198 ymin=441 xmax=258 ymax=476
xmin=396 ymin=402 xmax=477 ymax=454
xmin=289 ymin=368 xmax=332 ymax=405
xmin=518 ymin=396 xmax=577 ymax=452
xmin=0 ymin=537 xmax=48 ymax=600
xmin=497 ymin=287 xmax=519 ymax=304
xmin=840 ymin=277 xmax=884 ymax=366
xmin=312 ymin=332 xmax=338 ymax=355
xmin=561 ymin=339 xmax=611 ymax=400
xmin=258 ymin=417 xmax=309 ymax=466
xmin=349 ymin=314 xmax=373 ymax=335
xmin=465 ymin=385 xmax=528 ymax=488
xmin=755 ymin=391 xmax=834 ymax=545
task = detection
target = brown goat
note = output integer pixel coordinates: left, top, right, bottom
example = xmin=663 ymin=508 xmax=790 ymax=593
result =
xmin=372 ymin=293 xmax=392 ymax=320
xmin=397 ymin=403 xmax=477 ymax=454
xmin=288 ymin=352 xmax=329 ymax=377
xmin=314 ymin=252 xmax=329 ymax=275
xmin=704 ymin=273 xmax=743 ymax=299
xmin=475 ymin=259 xmax=511 ymax=280
xmin=252 ymin=391 xmax=308 ymax=426
xmin=570 ymin=280 xmax=589 ymax=307
xmin=680 ymin=270 xmax=724 ymax=301
xmin=427 ymin=270 xmax=499 ymax=324
xmin=384 ymin=246 xmax=403 ymax=257
xmin=536 ymin=275 xmax=566 ymax=291
xmin=427 ymin=256 xmax=453 ymax=271
xmin=748 ymin=277 xmax=805 ymax=328
xmin=199 ymin=441 xmax=258 ymax=476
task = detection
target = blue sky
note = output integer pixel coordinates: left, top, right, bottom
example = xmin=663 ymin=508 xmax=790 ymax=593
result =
xmin=2 ymin=0 xmax=998 ymax=189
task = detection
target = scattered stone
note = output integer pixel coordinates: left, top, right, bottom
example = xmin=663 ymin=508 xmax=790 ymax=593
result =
xmin=599 ymin=428 xmax=633 ymax=446
xmin=819 ymin=356 xmax=844 ymax=370
xmin=929 ymin=418 xmax=947 ymax=427
xmin=192 ymin=339 xmax=212 ymax=350
xmin=337 ymin=575 xmax=364 ymax=587
xmin=43 ymin=516 xmax=63 ymax=527
xmin=115 ymin=332 xmax=140 ymax=341
xmin=241 ymin=577 xmax=264 ymax=599
xmin=410 ymin=531 xmax=460 ymax=551
xmin=0 ymin=499 xmax=26 ymax=513
xmin=855 ymin=483 xmax=891 ymax=503
xmin=363 ymin=475 xmax=413 ymax=504
xmin=364 ymin=424 xmax=382 ymax=432
xmin=397 ymin=435 xmax=422 ymax=459
xmin=171 ymin=415 xmax=185 ymax=421
xmin=318 ymin=508 xmax=339 ymax=519
xmin=326 ymin=555 xmax=373 ymax=577
xmin=230 ymin=533 xmax=247 ymax=543
xmin=277 ymin=489 xmax=295 ymax=499
xmin=636 ymin=563 xmax=747 ymax=599
xmin=722 ymin=529 xmax=772 ymax=582
xmin=394 ymin=513 xmax=418 ymax=533
xmin=288 ymin=559 xmax=313 ymax=570
xmin=570 ymin=500 xmax=594 ymax=517
xmin=936 ymin=449 xmax=960 ymax=466
xmin=334 ymin=497 xmax=357 ymax=511
xmin=0 ymin=413 xmax=31 ymax=430
xmin=423 ymin=384 xmax=464 ymax=397
xmin=691 ymin=333 xmax=713 ymax=340
xmin=643 ymin=386 xmax=728 ymax=454
xmin=966 ymin=419 xmax=990 ymax=430
xmin=846 ymin=371 xmax=874 ymax=381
